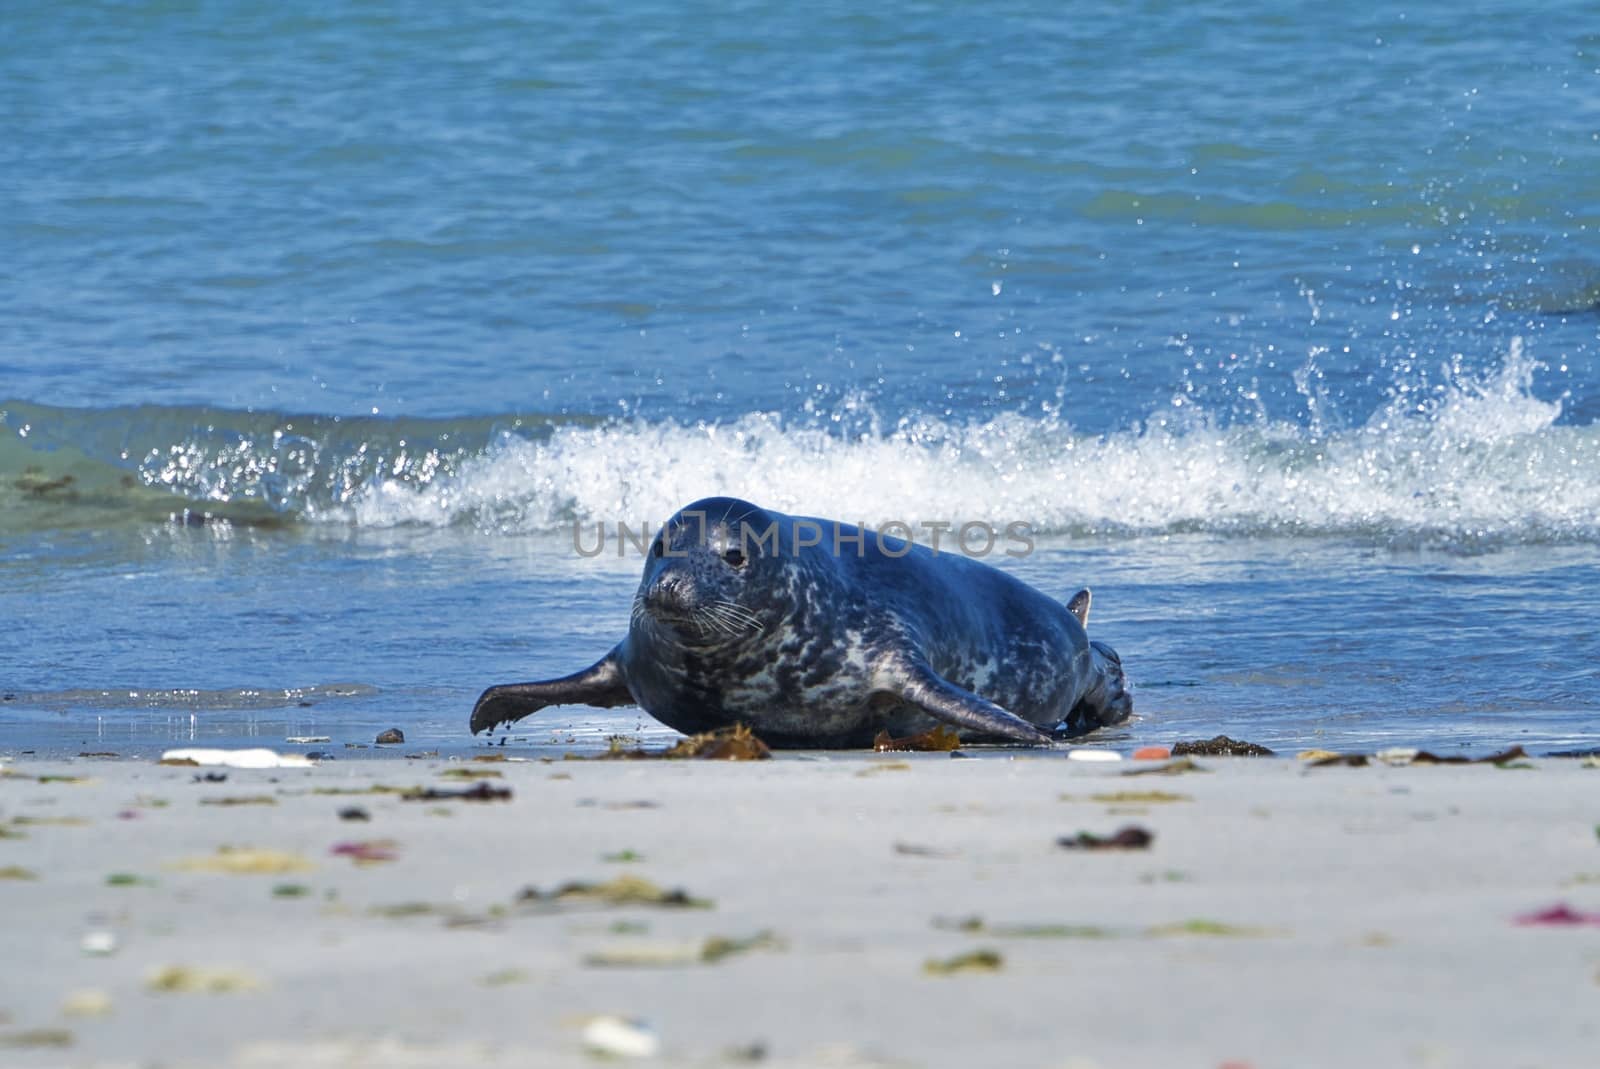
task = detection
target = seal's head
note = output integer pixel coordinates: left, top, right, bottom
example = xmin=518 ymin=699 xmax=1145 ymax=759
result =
xmin=632 ymin=496 xmax=781 ymax=646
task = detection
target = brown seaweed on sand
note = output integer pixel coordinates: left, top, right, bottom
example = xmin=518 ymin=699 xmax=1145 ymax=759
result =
xmin=923 ymin=949 xmax=1004 ymax=975
xmin=515 ymin=874 xmax=712 ymax=911
xmin=873 ymin=725 xmax=963 ymax=752
xmin=584 ymin=723 xmax=772 ymax=761
xmin=1057 ymin=825 xmax=1154 ymax=851
xmin=1172 ymin=735 xmax=1275 ymax=757
xmin=400 ymin=782 xmax=512 ymax=802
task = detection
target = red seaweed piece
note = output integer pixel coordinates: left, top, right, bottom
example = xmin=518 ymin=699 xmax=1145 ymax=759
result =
xmin=1514 ymin=903 xmax=1600 ymax=927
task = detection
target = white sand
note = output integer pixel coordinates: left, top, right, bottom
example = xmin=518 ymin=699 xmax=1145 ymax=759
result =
xmin=1 ymin=752 xmax=1597 ymax=1068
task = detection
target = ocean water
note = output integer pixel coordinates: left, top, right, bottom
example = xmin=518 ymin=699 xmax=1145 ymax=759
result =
xmin=3 ymin=1 xmax=1598 ymax=756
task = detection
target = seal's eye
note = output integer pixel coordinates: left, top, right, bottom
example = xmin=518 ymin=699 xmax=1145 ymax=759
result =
xmin=651 ymin=538 xmax=664 ymax=558
xmin=722 ymin=548 xmax=746 ymax=568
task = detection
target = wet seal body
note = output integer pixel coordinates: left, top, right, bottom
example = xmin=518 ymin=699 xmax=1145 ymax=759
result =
xmin=471 ymin=497 xmax=1132 ymax=748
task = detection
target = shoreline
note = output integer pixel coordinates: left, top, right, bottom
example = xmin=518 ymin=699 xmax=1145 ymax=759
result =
xmin=1 ymin=750 xmax=1597 ymax=1068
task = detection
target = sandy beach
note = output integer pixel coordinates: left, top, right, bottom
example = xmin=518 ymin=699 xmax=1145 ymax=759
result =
xmin=1 ymin=746 xmax=1597 ymax=1069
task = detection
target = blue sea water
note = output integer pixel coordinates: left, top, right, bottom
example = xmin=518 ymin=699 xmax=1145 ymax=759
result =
xmin=3 ymin=1 xmax=1598 ymax=756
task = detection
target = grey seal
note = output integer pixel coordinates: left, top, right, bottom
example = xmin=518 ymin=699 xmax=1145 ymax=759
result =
xmin=470 ymin=497 xmax=1132 ymax=747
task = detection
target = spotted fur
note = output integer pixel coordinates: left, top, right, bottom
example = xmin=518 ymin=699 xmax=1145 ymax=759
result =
xmin=470 ymin=497 xmax=1133 ymax=748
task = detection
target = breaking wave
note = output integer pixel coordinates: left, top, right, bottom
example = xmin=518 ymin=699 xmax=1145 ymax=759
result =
xmin=4 ymin=345 xmax=1594 ymax=550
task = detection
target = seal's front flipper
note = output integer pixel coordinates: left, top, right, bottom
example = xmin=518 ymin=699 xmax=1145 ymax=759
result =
xmin=879 ymin=655 xmax=1053 ymax=746
xmin=470 ymin=649 xmax=632 ymax=734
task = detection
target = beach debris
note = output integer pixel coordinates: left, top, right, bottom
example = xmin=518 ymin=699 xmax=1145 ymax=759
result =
xmin=80 ymin=930 xmax=118 ymax=956
xmin=400 ymin=781 xmax=512 ymax=803
xmin=404 ymin=750 xmax=440 ymax=759
xmin=175 ymin=846 xmax=313 ymax=875
xmin=873 ymin=725 xmax=962 ymax=752
xmin=1172 ymin=735 xmax=1274 ymax=757
xmin=581 ymin=1015 xmax=660 ymax=1059
xmin=1514 ymin=903 xmax=1600 ymax=927
xmin=61 ymin=990 xmax=113 ymax=1018
xmin=588 ymin=723 xmax=773 ymax=761
xmin=1307 ymin=745 xmax=1532 ymax=768
xmin=1066 ymin=748 xmax=1123 ymax=763
xmin=856 ymin=761 xmax=912 ymax=776
xmin=1122 ymin=757 xmax=1207 ymax=777
xmin=37 ymin=774 xmax=90 ymax=784
xmin=439 ymin=767 xmax=502 ymax=780
xmin=12 ymin=815 xmax=88 ymax=828
xmin=0 ymin=866 xmax=38 ymax=881
xmin=338 ymin=806 xmax=371 ymax=822
xmin=106 ymin=872 xmax=155 ymax=887
xmin=272 ymin=883 xmax=312 ymax=898
xmin=286 ymin=736 xmax=330 ymax=744
xmin=310 ymin=784 xmax=407 ymax=796
xmin=1058 ymin=790 xmax=1191 ymax=805
xmin=1058 ymin=825 xmax=1154 ymax=851
xmin=1131 ymin=746 xmax=1172 ymax=760
xmin=479 ymin=968 xmax=532 ymax=987
xmin=160 ymin=748 xmax=313 ymax=769
xmin=923 ymin=948 xmax=1004 ymax=975
xmin=194 ymin=772 xmax=229 ymax=783
xmin=603 ymin=849 xmax=645 ymax=863
xmin=0 ymin=1029 xmax=73 ymax=1049
xmin=1581 ymin=755 xmax=1600 ymax=769
xmin=577 ymin=798 xmax=660 ymax=810
xmin=1146 ymin=918 xmax=1275 ymax=938
xmin=76 ymin=751 xmax=119 ymax=759
xmin=894 ymin=842 xmax=957 ymax=858
xmin=1297 ymin=750 xmax=1369 ymax=767
xmin=934 ymin=915 xmax=1114 ymax=939
xmin=701 ymin=930 xmax=784 ymax=964
xmin=199 ymin=795 xmax=277 ymax=807
xmin=375 ymin=728 xmax=405 ymax=744
xmin=145 ymin=964 xmax=262 ymax=994
xmin=368 ymin=901 xmax=448 ymax=920
xmin=330 ymin=840 xmax=400 ymax=865
xmin=516 ymin=874 xmax=712 ymax=911
xmin=585 ymin=930 xmax=783 ymax=968
xmin=1415 ymin=745 xmax=1529 ymax=765
xmin=851 ymin=758 xmax=915 ymax=777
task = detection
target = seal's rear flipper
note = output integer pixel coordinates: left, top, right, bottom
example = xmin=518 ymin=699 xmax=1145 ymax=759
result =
xmin=1066 ymin=589 xmax=1091 ymax=628
xmin=880 ymin=655 xmax=1053 ymax=746
xmin=470 ymin=649 xmax=633 ymax=734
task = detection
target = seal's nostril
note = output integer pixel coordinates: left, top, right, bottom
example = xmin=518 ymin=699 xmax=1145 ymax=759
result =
xmin=645 ymin=575 xmax=689 ymax=613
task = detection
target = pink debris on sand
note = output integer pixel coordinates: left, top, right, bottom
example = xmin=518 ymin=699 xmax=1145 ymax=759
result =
xmin=1514 ymin=903 xmax=1600 ymax=927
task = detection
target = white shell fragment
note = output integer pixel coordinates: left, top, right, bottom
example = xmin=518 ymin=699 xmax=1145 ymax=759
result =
xmin=1066 ymin=749 xmax=1124 ymax=763
xmin=581 ymin=1015 xmax=661 ymax=1059
xmin=160 ymin=748 xmax=315 ymax=769
xmin=80 ymin=930 xmax=119 ymax=956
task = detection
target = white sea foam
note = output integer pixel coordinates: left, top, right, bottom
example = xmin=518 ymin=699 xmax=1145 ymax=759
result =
xmin=334 ymin=346 xmax=1598 ymax=547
